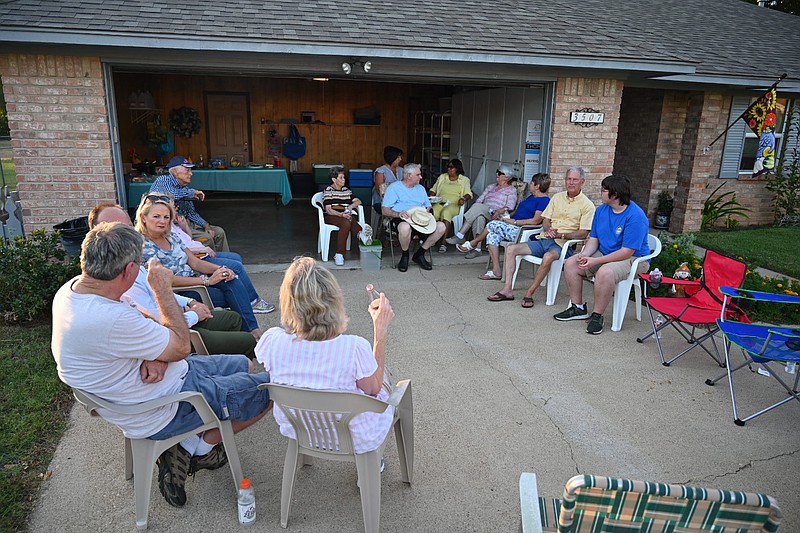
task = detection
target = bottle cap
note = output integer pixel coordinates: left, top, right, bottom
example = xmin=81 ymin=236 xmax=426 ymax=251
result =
xmin=240 ymin=478 xmax=252 ymax=489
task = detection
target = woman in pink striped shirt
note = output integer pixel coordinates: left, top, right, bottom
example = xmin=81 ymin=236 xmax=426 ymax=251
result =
xmin=254 ymin=257 xmax=395 ymax=453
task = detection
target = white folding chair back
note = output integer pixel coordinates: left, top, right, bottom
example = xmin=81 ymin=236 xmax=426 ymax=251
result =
xmin=610 ymin=233 xmax=661 ymax=332
xmin=312 ymin=191 xmax=365 ymax=262
xmin=72 ymin=388 xmax=243 ymax=530
xmin=511 ymin=238 xmax=585 ymax=306
xmin=173 ymin=285 xmax=214 ymax=309
xmin=259 ymin=380 xmax=414 ymax=533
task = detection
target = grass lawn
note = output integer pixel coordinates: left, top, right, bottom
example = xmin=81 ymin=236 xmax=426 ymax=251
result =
xmin=0 ymin=159 xmax=15 ymax=190
xmin=694 ymin=226 xmax=800 ymax=279
xmin=0 ymin=323 xmax=72 ymax=532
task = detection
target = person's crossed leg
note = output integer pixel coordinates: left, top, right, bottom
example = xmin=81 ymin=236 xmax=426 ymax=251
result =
xmin=488 ymin=239 xmax=567 ymax=307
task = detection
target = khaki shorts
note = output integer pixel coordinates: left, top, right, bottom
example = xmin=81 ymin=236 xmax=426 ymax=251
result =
xmin=584 ymin=250 xmax=649 ymax=284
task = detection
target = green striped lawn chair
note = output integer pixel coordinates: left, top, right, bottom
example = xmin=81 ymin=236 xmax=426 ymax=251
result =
xmin=520 ymin=473 xmax=782 ymax=532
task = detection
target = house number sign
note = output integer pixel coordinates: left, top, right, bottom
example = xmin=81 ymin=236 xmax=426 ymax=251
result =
xmin=569 ymin=108 xmax=605 ymax=127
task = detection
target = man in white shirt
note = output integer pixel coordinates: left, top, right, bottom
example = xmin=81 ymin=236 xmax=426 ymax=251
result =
xmin=51 ymin=222 xmax=271 ymax=508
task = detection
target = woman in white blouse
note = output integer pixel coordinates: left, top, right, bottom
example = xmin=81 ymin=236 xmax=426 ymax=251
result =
xmin=254 ymin=257 xmax=395 ymax=453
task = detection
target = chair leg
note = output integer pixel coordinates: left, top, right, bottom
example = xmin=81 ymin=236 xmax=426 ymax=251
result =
xmin=280 ymin=439 xmax=302 ymax=528
xmin=545 ymin=263 xmax=563 ymax=306
xmin=354 ymin=451 xmax=383 ymax=533
xmin=124 ymin=437 xmax=133 ymax=480
xmin=511 ymin=256 xmax=523 ymax=290
xmin=611 ymin=280 xmax=633 ymax=332
xmin=130 ymin=440 xmax=160 ymax=531
xmin=218 ymin=420 xmax=243 ymax=490
xmin=394 ymin=384 xmax=414 ymax=484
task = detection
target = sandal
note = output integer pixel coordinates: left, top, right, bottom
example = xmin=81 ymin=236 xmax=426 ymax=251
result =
xmin=487 ymin=291 xmax=514 ymax=302
xmin=521 ymin=297 xmax=535 ymax=308
xmin=479 ymin=271 xmax=502 ymax=281
xmin=456 ymin=241 xmax=474 ymax=253
xmin=438 ymin=243 xmax=448 ymax=254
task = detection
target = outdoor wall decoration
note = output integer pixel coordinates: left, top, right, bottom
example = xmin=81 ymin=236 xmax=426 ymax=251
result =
xmin=168 ymin=106 xmax=202 ymax=138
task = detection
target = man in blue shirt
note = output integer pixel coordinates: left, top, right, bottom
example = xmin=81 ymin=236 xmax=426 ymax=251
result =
xmin=554 ymin=175 xmax=651 ymax=334
xmin=149 ymin=156 xmax=229 ymax=251
xmin=382 ymin=163 xmax=446 ymax=271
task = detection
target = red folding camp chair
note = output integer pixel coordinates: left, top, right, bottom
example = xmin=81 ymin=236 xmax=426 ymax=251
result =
xmin=637 ymin=250 xmax=749 ymax=367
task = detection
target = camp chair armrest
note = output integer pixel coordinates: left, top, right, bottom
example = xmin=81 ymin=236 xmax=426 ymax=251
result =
xmin=81 ymin=390 xmax=217 ymax=423
xmin=560 ymin=238 xmax=585 ymax=260
xmin=173 ymin=285 xmax=214 ymax=309
xmin=767 ymin=327 xmax=800 ymax=339
xmin=720 ymin=285 xmax=800 ymax=305
xmin=640 ymin=273 xmax=701 ymax=286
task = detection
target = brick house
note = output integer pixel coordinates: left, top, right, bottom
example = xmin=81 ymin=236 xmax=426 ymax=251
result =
xmin=0 ymin=0 xmax=798 ymax=234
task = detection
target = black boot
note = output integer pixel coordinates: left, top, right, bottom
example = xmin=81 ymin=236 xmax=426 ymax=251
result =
xmin=398 ymin=251 xmax=409 ymax=272
xmin=412 ymin=247 xmax=432 ymax=270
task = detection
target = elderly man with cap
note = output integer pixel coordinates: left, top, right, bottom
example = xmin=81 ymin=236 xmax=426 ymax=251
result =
xmin=381 ymin=163 xmax=446 ymax=272
xmin=446 ymin=163 xmax=518 ymax=259
xmin=149 ymin=155 xmax=229 ymax=252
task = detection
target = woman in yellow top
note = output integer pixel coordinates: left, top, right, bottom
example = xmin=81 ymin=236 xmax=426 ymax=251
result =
xmin=428 ymin=158 xmax=472 ymax=253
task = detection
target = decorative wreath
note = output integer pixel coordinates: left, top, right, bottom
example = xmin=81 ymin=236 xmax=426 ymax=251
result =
xmin=168 ymin=106 xmax=202 ymax=138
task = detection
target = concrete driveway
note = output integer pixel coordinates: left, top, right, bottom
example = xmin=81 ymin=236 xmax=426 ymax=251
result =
xmin=30 ymin=260 xmax=800 ymax=532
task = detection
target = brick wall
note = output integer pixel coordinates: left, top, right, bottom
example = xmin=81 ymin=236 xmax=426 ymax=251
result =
xmin=613 ymin=87 xmax=663 ymax=212
xmin=651 ymin=91 xmax=688 ymax=216
xmin=673 ymin=92 xmax=774 ymax=232
xmin=550 ymin=77 xmax=623 ymax=199
xmin=0 ymin=53 xmax=116 ymax=229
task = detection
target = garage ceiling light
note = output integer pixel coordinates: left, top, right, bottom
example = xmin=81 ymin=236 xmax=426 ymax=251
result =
xmin=341 ymin=62 xmax=352 ymax=75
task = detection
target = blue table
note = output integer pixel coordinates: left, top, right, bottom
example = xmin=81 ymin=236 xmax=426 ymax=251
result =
xmin=126 ymin=168 xmax=292 ymax=207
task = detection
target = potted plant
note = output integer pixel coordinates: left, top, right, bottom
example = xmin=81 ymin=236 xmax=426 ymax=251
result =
xmin=654 ymin=190 xmax=673 ymax=229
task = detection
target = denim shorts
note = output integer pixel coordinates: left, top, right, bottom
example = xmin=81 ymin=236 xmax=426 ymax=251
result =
xmin=526 ymin=238 xmax=574 ymax=258
xmin=148 ymin=355 xmax=270 ymax=440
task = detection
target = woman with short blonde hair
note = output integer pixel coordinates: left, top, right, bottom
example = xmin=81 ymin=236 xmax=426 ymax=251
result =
xmin=256 ymin=257 xmax=396 ymax=453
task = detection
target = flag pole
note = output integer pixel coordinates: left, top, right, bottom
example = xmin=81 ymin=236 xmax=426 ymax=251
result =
xmin=703 ymin=72 xmax=787 ymax=154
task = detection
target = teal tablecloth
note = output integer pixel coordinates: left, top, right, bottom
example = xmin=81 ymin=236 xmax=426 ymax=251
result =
xmin=126 ymin=168 xmax=292 ymax=207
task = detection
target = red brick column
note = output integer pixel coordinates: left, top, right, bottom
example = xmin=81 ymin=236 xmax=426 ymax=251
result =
xmin=650 ymin=91 xmax=689 ymax=215
xmin=673 ymin=92 xmax=738 ymax=233
xmin=0 ymin=53 xmax=116 ymax=229
xmin=550 ymin=77 xmax=623 ymax=197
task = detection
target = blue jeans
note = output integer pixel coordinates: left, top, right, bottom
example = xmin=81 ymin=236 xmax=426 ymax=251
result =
xmin=526 ymin=238 xmax=574 ymax=258
xmin=203 ymin=253 xmax=259 ymax=303
xmin=206 ymin=277 xmax=259 ymax=332
xmin=148 ymin=355 xmax=270 ymax=440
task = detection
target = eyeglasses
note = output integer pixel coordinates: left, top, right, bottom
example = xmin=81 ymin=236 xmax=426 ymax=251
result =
xmin=145 ymin=194 xmax=172 ymax=203
xmin=601 ymin=188 xmax=609 ymax=193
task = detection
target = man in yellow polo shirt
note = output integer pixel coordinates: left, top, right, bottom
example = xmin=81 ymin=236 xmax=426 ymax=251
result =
xmin=487 ymin=166 xmax=595 ymax=307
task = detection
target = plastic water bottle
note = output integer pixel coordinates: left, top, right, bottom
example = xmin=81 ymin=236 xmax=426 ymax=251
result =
xmin=650 ymin=268 xmax=663 ymax=290
xmin=366 ymin=284 xmax=380 ymax=301
xmin=653 ymin=313 xmax=665 ymax=339
xmin=237 ymin=478 xmax=256 ymax=527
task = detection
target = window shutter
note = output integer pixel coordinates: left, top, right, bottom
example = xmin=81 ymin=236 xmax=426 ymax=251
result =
xmin=719 ymin=96 xmax=750 ymax=179
xmin=780 ymin=101 xmax=799 ymax=170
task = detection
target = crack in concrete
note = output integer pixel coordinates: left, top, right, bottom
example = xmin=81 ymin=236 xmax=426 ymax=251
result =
xmin=681 ymin=448 xmax=800 ymax=485
xmin=429 ymin=276 xmax=580 ymax=473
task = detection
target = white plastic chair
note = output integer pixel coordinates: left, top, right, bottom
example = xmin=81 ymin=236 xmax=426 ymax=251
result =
xmin=609 ymin=233 xmax=662 ymax=332
xmin=449 ymin=202 xmax=467 ymax=238
xmin=312 ymin=192 xmax=366 ymax=262
xmin=72 ymin=388 xmax=244 ymax=530
xmin=511 ymin=238 xmax=586 ymax=306
xmin=259 ymin=380 xmax=414 ymax=533
xmin=487 ymin=224 xmax=541 ymax=281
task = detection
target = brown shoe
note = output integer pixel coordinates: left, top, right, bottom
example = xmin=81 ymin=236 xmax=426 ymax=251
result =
xmin=157 ymin=444 xmax=191 ymax=507
xmin=189 ymin=443 xmax=228 ymax=475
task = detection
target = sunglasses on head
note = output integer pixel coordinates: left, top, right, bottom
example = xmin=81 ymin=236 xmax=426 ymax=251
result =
xmin=145 ymin=194 xmax=172 ymax=203
xmin=496 ymin=170 xmax=506 ymax=176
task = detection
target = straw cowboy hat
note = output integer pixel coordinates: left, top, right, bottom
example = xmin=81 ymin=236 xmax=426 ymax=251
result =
xmin=405 ymin=206 xmax=437 ymax=234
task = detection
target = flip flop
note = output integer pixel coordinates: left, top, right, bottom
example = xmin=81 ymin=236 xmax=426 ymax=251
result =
xmin=521 ymin=297 xmax=534 ymax=308
xmin=456 ymin=241 xmax=474 ymax=253
xmin=479 ymin=271 xmax=502 ymax=280
xmin=438 ymin=243 xmax=448 ymax=253
xmin=487 ymin=291 xmax=514 ymax=302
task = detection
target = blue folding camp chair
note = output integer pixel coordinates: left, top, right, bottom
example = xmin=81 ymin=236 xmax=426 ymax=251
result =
xmin=705 ymin=286 xmax=800 ymax=426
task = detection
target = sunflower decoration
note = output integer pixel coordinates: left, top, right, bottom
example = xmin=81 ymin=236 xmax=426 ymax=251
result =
xmin=168 ymin=106 xmax=202 ymax=138
xmin=743 ymin=88 xmax=777 ymax=136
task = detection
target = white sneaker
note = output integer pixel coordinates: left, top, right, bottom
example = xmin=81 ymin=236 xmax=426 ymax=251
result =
xmin=334 ymin=253 xmax=345 ymax=266
xmin=251 ymin=298 xmax=275 ymax=314
xmin=359 ymin=225 xmax=373 ymax=246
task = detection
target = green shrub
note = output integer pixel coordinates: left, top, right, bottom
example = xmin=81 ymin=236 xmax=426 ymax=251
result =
xmin=0 ymin=230 xmax=80 ymax=323
xmin=700 ymin=182 xmax=750 ymax=231
xmin=647 ymin=233 xmax=703 ymax=296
